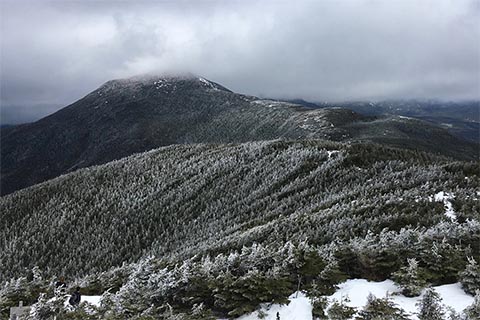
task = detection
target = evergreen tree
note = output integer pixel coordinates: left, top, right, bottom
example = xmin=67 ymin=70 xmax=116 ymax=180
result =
xmin=463 ymin=290 xmax=480 ymax=320
xmin=317 ymin=260 xmax=348 ymax=295
xmin=189 ymin=302 xmax=215 ymax=320
xmin=310 ymin=295 xmax=328 ymax=319
xmin=327 ymin=296 xmax=357 ymax=320
xmin=445 ymin=307 xmax=462 ymax=320
xmin=393 ymin=258 xmax=427 ymax=297
xmin=355 ymin=293 xmax=410 ymax=320
xmin=27 ymin=293 xmax=69 ymax=320
xmin=417 ymin=288 xmax=445 ymax=320
xmin=460 ymin=257 xmax=480 ymax=295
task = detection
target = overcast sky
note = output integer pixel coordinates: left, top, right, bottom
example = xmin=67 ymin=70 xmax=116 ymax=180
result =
xmin=1 ymin=0 xmax=479 ymax=123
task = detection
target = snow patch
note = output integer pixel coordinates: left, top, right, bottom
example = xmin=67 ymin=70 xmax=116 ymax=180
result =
xmin=198 ymin=77 xmax=218 ymax=90
xmin=235 ymin=292 xmax=312 ymax=320
xmin=329 ymin=279 xmax=399 ymax=311
xmin=82 ymin=295 xmax=102 ymax=306
xmin=434 ymin=191 xmax=457 ymax=222
xmin=232 ymin=280 xmax=474 ymax=320
xmin=251 ymin=100 xmax=293 ymax=108
xmin=198 ymin=77 xmax=210 ymax=85
xmin=326 ymin=279 xmax=473 ymax=319
xmin=434 ymin=283 xmax=473 ymax=314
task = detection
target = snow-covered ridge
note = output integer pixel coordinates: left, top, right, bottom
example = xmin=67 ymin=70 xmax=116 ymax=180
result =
xmin=251 ymin=99 xmax=297 ymax=108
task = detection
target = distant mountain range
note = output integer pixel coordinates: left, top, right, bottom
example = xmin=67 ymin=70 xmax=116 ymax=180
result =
xmin=288 ymin=99 xmax=480 ymax=143
xmin=1 ymin=74 xmax=478 ymax=195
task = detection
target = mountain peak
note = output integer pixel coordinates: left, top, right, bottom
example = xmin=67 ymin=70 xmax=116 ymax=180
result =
xmin=99 ymin=73 xmax=231 ymax=93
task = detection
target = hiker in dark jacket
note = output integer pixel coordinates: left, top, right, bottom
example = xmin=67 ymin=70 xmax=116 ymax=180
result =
xmin=69 ymin=287 xmax=81 ymax=306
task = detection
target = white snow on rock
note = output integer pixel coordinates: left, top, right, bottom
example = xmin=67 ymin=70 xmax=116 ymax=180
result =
xmin=234 ymin=292 xmax=312 ymax=320
xmin=198 ymin=77 xmax=219 ymax=90
xmin=434 ymin=191 xmax=457 ymax=222
xmin=82 ymin=295 xmax=102 ymax=306
xmin=230 ymin=280 xmax=474 ymax=320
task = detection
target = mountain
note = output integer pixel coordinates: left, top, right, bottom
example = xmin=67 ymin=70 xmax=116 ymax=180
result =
xmin=293 ymin=99 xmax=480 ymax=143
xmin=1 ymin=74 xmax=478 ymax=195
xmin=0 ymin=140 xmax=478 ymax=318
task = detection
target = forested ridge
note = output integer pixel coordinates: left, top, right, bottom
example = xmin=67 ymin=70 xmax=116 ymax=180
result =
xmin=1 ymin=140 xmax=479 ymax=319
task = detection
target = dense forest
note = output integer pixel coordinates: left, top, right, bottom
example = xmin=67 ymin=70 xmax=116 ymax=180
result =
xmin=1 ymin=140 xmax=479 ymax=319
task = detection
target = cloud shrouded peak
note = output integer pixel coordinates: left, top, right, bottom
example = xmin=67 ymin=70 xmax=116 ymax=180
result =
xmin=1 ymin=0 xmax=479 ymax=123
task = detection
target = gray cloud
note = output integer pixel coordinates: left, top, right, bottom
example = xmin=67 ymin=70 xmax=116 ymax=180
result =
xmin=1 ymin=0 xmax=479 ymax=123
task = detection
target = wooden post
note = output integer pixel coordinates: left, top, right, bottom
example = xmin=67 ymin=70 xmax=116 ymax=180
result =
xmin=296 ymin=275 xmax=301 ymax=298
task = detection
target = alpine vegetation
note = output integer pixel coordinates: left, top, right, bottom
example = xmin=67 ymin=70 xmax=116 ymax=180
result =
xmin=1 ymin=140 xmax=479 ymax=319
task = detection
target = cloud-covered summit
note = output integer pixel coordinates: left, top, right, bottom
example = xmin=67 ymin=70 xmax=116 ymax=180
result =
xmin=1 ymin=0 xmax=479 ymax=123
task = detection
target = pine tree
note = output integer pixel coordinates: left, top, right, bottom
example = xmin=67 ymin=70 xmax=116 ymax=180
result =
xmin=310 ymin=295 xmax=328 ymax=319
xmin=464 ymin=290 xmax=480 ymax=320
xmin=393 ymin=258 xmax=427 ymax=297
xmin=445 ymin=307 xmax=462 ymax=320
xmin=187 ymin=302 xmax=215 ymax=320
xmin=115 ymin=256 xmax=158 ymax=316
xmin=417 ymin=288 xmax=445 ymax=320
xmin=327 ymin=296 xmax=357 ymax=320
xmin=317 ymin=259 xmax=348 ymax=295
xmin=27 ymin=293 xmax=69 ymax=320
xmin=460 ymin=257 xmax=480 ymax=295
xmin=356 ymin=293 xmax=410 ymax=320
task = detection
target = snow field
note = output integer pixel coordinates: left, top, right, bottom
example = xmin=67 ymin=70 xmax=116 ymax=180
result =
xmin=234 ymin=279 xmax=474 ymax=320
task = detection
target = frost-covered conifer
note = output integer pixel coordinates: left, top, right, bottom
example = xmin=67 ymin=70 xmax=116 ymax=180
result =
xmin=460 ymin=257 xmax=480 ymax=295
xmin=464 ymin=290 xmax=480 ymax=320
xmin=356 ymin=293 xmax=410 ymax=320
xmin=27 ymin=293 xmax=68 ymax=320
xmin=327 ymin=296 xmax=356 ymax=320
xmin=417 ymin=288 xmax=445 ymax=320
xmin=393 ymin=258 xmax=427 ymax=297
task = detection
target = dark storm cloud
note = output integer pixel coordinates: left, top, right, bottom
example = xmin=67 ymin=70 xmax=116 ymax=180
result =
xmin=1 ymin=0 xmax=479 ymax=123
